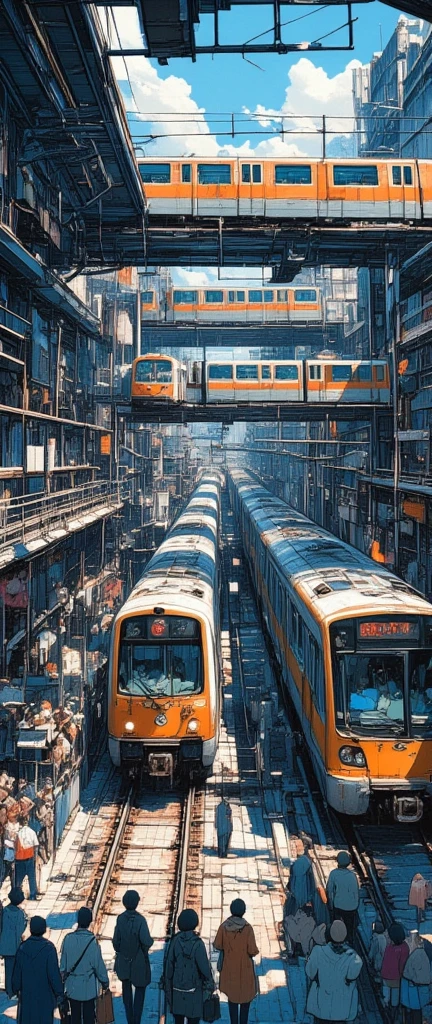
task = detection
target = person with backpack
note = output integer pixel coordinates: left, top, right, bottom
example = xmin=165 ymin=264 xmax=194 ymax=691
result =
xmin=60 ymin=907 xmax=109 ymax=1024
xmin=164 ymin=909 xmax=214 ymax=1024
xmin=112 ymin=890 xmax=154 ymax=1024
xmin=14 ymin=818 xmax=39 ymax=900
xmin=0 ymin=887 xmax=26 ymax=997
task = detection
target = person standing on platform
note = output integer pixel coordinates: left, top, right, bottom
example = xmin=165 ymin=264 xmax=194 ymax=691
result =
xmin=14 ymin=819 xmax=39 ymax=901
xmin=381 ymin=922 xmax=410 ymax=1017
xmin=12 ymin=915 xmax=63 ymax=1023
xmin=60 ymin=907 xmax=109 ymax=1024
xmin=326 ymin=852 xmax=359 ymax=945
xmin=214 ymin=899 xmax=259 ymax=1024
xmin=112 ymin=889 xmax=153 ymax=1024
xmin=215 ymin=798 xmax=233 ymax=858
xmin=164 ymin=908 xmax=214 ymax=1024
xmin=0 ymin=887 xmax=26 ymax=997
xmin=305 ymin=919 xmax=363 ymax=1024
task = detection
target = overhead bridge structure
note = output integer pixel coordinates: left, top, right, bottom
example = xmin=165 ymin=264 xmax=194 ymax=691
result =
xmin=115 ymin=400 xmax=386 ymax=426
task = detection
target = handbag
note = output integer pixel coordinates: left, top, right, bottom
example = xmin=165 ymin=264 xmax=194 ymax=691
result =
xmin=203 ymin=993 xmax=221 ymax=1023
xmin=96 ymin=988 xmax=115 ymax=1024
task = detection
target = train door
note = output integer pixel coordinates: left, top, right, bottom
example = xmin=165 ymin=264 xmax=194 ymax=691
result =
xmin=238 ymin=163 xmax=264 ymax=215
xmin=389 ymin=164 xmax=419 ymax=220
xmin=260 ymin=363 xmax=272 ymax=399
xmin=306 ymin=362 xmax=324 ymax=402
xmin=195 ymin=162 xmax=236 ymax=216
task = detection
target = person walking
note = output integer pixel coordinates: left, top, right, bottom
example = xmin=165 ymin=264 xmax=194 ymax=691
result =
xmin=60 ymin=907 xmax=109 ymax=1024
xmin=0 ymin=887 xmax=27 ymax=997
xmin=215 ymin=798 xmax=233 ymax=859
xmin=326 ymin=852 xmax=359 ymax=945
xmin=112 ymin=889 xmax=154 ymax=1024
xmin=285 ymin=837 xmax=315 ymax=917
xmin=164 ymin=908 xmax=214 ymax=1024
xmin=14 ymin=819 xmax=39 ymax=901
xmin=214 ymin=898 xmax=259 ymax=1024
xmin=305 ymin=919 xmax=363 ymax=1024
xmin=400 ymin=932 xmax=431 ymax=1024
xmin=12 ymin=915 xmax=63 ymax=1023
xmin=380 ymin=922 xmax=410 ymax=1016
xmin=368 ymin=921 xmax=388 ymax=976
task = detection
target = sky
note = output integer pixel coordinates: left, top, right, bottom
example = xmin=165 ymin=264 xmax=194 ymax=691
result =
xmin=106 ymin=1 xmax=401 ymax=283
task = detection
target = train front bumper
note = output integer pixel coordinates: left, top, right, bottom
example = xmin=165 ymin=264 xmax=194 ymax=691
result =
xmin=326 ymin=772 xmax=429 ymax=819
xmin=108 ymin=734 xmax=217 ymax=770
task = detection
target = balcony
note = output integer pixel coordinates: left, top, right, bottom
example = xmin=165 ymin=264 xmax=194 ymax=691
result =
xmin=0 ymin=305 xmax=31 ymax=341
xmin=0 ymin=481 xmax=123 ymax=571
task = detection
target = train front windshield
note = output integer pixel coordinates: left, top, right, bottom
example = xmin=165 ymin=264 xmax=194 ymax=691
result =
xmin=331 ymin=617 xmax=432 ymax=737
xmin=135 ymin=360 xmax=172 ymax=383
xmin=118 ymin=615 xmax=202 ymax=697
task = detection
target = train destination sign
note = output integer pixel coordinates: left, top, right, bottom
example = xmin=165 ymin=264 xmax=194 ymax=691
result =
xmin=358 ymin=621 xmax=419 ymax=639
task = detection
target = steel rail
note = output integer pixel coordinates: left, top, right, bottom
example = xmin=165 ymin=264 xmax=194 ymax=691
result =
xmin=92 ymin=786 xmax=134 ymax=926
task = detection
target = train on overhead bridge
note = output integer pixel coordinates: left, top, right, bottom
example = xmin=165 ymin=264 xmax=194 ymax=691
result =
xmin=138 ymin=158 xmax=432 ymax=221
xmin=141 ymin=285 xmax=324 ymax=322
xmin=108 ymin=471 xmax=222 ymax=780
xmin=229 ymin=469 xmax=432 ymax=823
xmin=131 ymin=354 xmax=391 ymax=405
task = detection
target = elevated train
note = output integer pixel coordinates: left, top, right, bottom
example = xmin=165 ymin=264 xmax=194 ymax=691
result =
xmin=131 ymin=354 xmax=391 ymax=405
xmin=229 ymin=469 xmax=432 ymax=822
xmin=138 ymin=157 xmax=432 ymax=222
xmin=108 ymin=472 xmax=222 ymax=779
xmin=141 ymin=285 xmax=324 ymax=323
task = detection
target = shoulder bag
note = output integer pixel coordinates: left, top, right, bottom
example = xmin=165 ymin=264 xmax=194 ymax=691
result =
xmin=59 ymin=935 xmax=96 ymax=1024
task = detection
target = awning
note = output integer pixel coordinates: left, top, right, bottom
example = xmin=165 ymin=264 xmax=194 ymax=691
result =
xmin=17 ymin=728 xmax=49 ymax=749
xmin=6 ymin=628 xmax=26 ymax=652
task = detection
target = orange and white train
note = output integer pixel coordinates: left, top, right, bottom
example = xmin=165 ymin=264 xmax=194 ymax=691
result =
xmin=131 ymin=354 xmax=391 ymax=405
xmin=141 ymin=285 xmax=324 ymax=323
xmin=138 ymin=158 xmax=432 ymax=221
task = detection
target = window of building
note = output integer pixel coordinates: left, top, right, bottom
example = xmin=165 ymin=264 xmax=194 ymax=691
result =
xmin=275 ymin=165 xmax=312 ymax=185
xmin=208 ymin=364 xmax=233 ymax=380
xmin=262 ymin=365 xmax=272 ymax=380
xmin=198 ymin=164 xmax=231 ymax=184
xmin=182 ymin=164 xmax=191 ymax=183
xmin=205 ymin=290 xmax=224 ymax=303
xmin=275 ymin=365 xmax=298 ymax=380
xmin=139 ymin=163 xmax=171 ymax=184
xmin=173 ymin=290 xmax=197 ymax=304
xmin=294 ymin=289 xmax=317 ymax=302
xmin=235 ymin=364 xmax=259 ymax=380
xmin=141 ymin=291 xmax=154 ymax=304
xmin=332 ymin=364 xmax=352 ymax=382
xmin=249 ymin=290 xmax=262 ymax=302
xmin=333 ymin=165 xmax=378 ymax=186
xmin=277 ymin=289 xmax=288 ymax=302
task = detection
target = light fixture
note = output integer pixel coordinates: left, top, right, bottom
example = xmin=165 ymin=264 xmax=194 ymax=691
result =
xmin=187 ymin=719 xmax=199 ymax=733
xmin=124 ymin=721 xmax=135 ymax=732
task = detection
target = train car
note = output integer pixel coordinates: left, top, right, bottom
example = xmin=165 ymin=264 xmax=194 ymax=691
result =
xmin=138 ymin=158 xmax=432 ymax=221
xmin=131 ymin=354 xmax=187 ymax=402
xmin=141 ymin=289 xmax=160 ymax=319
xmin=205 ymin=358 xmax=390 ymax=404
xmin=229 ymin=469 xmax=432 ymax=822
xmin=108 ymin=471 xmax=223 ymax=779
xmin=168 ymin=286 xmax=323 ymax=323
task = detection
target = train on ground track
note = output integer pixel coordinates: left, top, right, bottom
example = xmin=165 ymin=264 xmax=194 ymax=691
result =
xmin=138 ymin=157 xmax=432 ymax=221
xmin=229 ymin=469 xmax=432 ymax=823
xmin=141 ymin=285 xmax=324 ymax=323
xmin=108 ymin=472 xmax=222 ymax=780
xmin=131 ymin=354 xmax=390 ymax=405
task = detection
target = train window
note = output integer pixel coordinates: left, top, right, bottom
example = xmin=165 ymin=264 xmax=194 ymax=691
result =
xmin=139 ymin=163 xmax=171 ymax=184
xmin=141 ymin=291 xmax=154 ymax=304
xmin=294 ymin=289 xmax=316 ymax=302
xmin=275 ymin=365 xmax=298 ymax=380
xmin=333 ymin=165 xmax=378 ymax=186
xmin=237 ymin=291 xmax=245 ymax=301
xmin=173 ymin=290 xmax=198 ymax=304
xmin=277 ymin=290 xmax=288 ymax=302
xmin=375 ymin=364 xmax=385 ymax=381
xmin=242 ymin=165 xmax=251 ymax=183
xmin=155 ymin=361 xmax=173 ymax=382
xmin=208 ymin=365 xmax=233 ymax=380
xmin=264 ymin=290 xmax=274 ymax=302
xmin=275 ymin=165 xmax=312 ymax=185
xmin=290 ymin=604 xmax=304 ymax=667
xmin=135 ymin=360 xmax=155 ymax=382
xmin=353 ymin=364 xmax=371 ymax=381
xmin=118 ymin=642 xmax=202 ymax=697
xmin=205 ymin=290 xmax=224 ymax=303
xmin=228 ymin=291 xmax=236 ymax=302
xmin=332 ymin=365 xmax=352 ymax=382
xmin=261 ymin=365 xmax=272 ymax=380
xmin=182 ymin=164 xmax=191 ymax=183
xmin=404 ymin=166 xmax=413 ymax=185
xmin=236 ymin=364 xmax=259 ymax=380
xmin=253 ymin=165 xmax=262 ymax=183
xmin=249 ymin=290 xmax=262 ymax=302
xmin=392 ymin=166 xmax=402 ymax=186
xmin=198 ymin=164 xmax=231 ymax=184
xmin=309 ymin=364 xmax=322 ymax=380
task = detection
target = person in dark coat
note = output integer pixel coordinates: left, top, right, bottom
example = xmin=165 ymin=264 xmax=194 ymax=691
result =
xmin=0 ymin=886 xmax=27 ymax=997
xmin=215 ymin=798 xmax=233 ymax=858
xmin=12 ymin=915 xmax=63 ymax=1024
xmin=326 ymin=852 xmax=359 ymax=945
xmin=285 ymin=837 xmax=316 ymax=916
xmin=112 ymin=889 xmax=154 ymax=1024
xmin=164 ymin=908 xmax=214 ymax=1024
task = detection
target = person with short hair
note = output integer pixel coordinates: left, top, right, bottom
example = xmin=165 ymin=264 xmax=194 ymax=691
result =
xmin=400 ymin=932 xmax=430 ymax=1024
xmin=12 ymin=915 xmax=63 ymax=1023
xmin=60 ymin=906 xmax=109 ymax=1024
xmin=381 ymin=922 xmax=410 ymax=1015
xmin=164 ymin=908 xmax=214 ymax=1024
xmin=112 ymin=890 xmax=154 ymax=1024
xmin=14 ymin=817 xmax=39 ymax=900
xmin=305 ymin=919 xmax=363 ymax=1023
xmin=214 ymin=899 xmax=259 ymax=1024
xmin=0 ymin=887 xmax=27 ymax=997
xmin=215 ymin=798 xmax=233 ymax=859
xmin=326 ymin=852 xmax=359 ymax=944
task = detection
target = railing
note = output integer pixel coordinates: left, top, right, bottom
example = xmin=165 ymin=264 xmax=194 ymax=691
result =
xmin=401 ymin=300 xmax=432 ymax=343
xmin=0 ymin=480 xmax=123 ymax=553
xmin=0 ymin=304 xmax=31 ymax=339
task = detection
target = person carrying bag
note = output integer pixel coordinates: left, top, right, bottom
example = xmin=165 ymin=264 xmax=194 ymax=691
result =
xmin=60 ymin=907 xmax=109 ymax=1024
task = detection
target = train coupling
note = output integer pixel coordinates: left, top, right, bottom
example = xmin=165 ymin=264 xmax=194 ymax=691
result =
xmin=393 ymin=794 xmax=423 ymax=823
xmin=148 ymin=752 xmax=174 ymax=782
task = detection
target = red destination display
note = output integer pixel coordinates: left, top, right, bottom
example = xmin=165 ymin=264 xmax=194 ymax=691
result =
xmin=359 ymin=621 xmax=417 ymax=638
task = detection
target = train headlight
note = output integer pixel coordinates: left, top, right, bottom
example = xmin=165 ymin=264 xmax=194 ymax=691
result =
xmin=339 ymin=745 xmax=366 ymax=768
xmin=124 ymin=721 xmax=135 ymax=733
xmin=187 ymin=719 xmax=199 ymax=733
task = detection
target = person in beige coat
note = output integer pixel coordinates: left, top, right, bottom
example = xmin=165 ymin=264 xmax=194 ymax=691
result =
xmin=214 ymin=899 xmax=259 ymax=1024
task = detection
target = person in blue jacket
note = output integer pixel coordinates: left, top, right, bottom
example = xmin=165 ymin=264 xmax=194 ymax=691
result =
xmin=12 ymin=915 xmax=63 ymax=1023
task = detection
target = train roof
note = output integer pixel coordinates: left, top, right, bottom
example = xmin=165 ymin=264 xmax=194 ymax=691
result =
xmin=230 ymin=469 xmax=432 ymax=622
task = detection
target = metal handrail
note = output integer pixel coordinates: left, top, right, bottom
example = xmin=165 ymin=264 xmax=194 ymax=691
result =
xmin=0 ymin=480 xmax=122 ymax=551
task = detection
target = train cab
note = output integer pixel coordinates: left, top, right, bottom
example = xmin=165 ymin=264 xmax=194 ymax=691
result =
xmin=131 ymin=355 xmax=187 ymax=402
